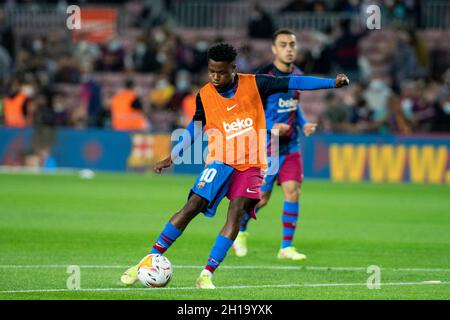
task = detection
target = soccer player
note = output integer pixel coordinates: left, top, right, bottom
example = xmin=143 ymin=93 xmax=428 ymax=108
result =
xmin=233 ymin=29 xmax=323 ymax=260
xmin=120 ymin=43 xmax=348 ymax=289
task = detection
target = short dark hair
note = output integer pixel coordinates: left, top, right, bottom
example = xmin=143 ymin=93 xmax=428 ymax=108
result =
xmin=207 ymin=43 xmax=237 ymax=63
xmin=272 ymin=29 xmax=296 ymax=43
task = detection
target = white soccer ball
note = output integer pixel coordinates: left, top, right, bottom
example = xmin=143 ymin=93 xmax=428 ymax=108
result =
xmin=137 ymin=254 xmax=173 ymax=288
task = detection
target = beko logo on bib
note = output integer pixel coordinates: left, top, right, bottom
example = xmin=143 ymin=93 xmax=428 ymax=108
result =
xmin=222 ymin=118 xmax=254 ymax=139
xmin=223 ymin=118 xmax=253 ymax=132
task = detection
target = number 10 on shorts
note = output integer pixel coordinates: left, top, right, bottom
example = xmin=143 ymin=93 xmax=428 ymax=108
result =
xmin=200 ymin=168 xmax=217 ymax=183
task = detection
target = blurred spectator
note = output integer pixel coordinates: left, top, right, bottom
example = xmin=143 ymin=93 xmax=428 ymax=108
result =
xmin=411 ymin=81 xmax=437 ymax=132
xmin=154 ymin=27 xmax=178 ymax=75
xmin=389 ymin=30 xmax=418 ymax=93
xmin=348 ymin=84 xmax=378 ymax=133
xmin=310 ymin=28 xmax=334 ymax=75
xmin=29 ymin=88 xmax=58 ymax=167
xmin=132 ymin=35 xmax=162 ymax=73
xmin=332 ymin=18 xmax=366 ymax=81
xmin=80 ymin=69 xmax=104 ymax=127
xmin=95 ymin=38 xmax=126 ymax=72
xmin=191 ymin=39 xmax=209 ymax=74
xmin=383 ymin=95 xmax=412 ymax=134
xmin=0 ymin=45 xmax=12 ymax=87
xmin=363 ymin=78 xmax=392 ymax=122
xmin=2 ymin=78 xmax=32 ymax=128
xmin=296 ymin=48 xmax=314 ymax=74
xmin=149 ymin=75 xmax=178 ymax=132
xmin=236 ymin=44 xmax=254 ymax=73
xmin=385 ymin=0 xmax=408 ymax=21
xmin=408 ymin=28 xmax=429 ymax=78
xmin=312 ymin=1 xmax=327 ymax=13
xmin=432 ymin=69 xmax=450 ymax=132
xmin=334 ymin=0 xmax=361 ymax=13
xmin=174 ymin=69 xmax=192 ymax=95
xmin=0 ymin=9 xmax=15 ymax=64
xmin=399 ymin=80 xmax=435 ymax=132
xmin=399 ymin=80 xmax=417 ymax=120
xmin=432 ymin=100 xmax=450 ymax=132
xmin=110 ymin=79 xmax=149 ymax=131
xmin=174 ymin=36 xmax=194 ymax=72
xmin=149 ymin=75 xmax=175 ymax=109
xmin=248 ymin=4 xmax=275 ymax=39
xmin=55 ymin=55 xmax=81 ymax=84
xmin=32 ymin=92 xmax=55 ymax=128
xmin=74 ymin=40 xmax=101 ymax=73
xmin=319 ymin=92 xmax=353 ymax=133
xmin=280 ymin=0 xmax=314 ymax=13
xmin=51 ymin=92 xmax=70 ymax=127
xmin=137 ymin=0 xmax=169 ymax=28
xmin=180 ymin=84 xmax=198 ymax=127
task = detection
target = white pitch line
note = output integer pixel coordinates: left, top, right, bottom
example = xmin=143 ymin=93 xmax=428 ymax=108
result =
xmin=0 ymin=265 xmax=450 ymax=273
xmin=0 ymin=281 xmax=449 ymax=294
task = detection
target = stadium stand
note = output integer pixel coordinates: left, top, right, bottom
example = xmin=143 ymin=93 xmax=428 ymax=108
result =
xmin=1 ymin=0 xmax=449 ymax=134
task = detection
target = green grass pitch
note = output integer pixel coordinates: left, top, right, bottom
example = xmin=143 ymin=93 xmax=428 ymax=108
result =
xmin=0 ymin=171 xmax=449 ymax=300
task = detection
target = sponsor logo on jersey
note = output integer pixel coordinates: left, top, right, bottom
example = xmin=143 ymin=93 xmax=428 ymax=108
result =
xmin=278 ymin=98 xmax=298 ymax=113
xmin=226 ymin=103 xmax=238 ymax=111
xmin=222 ymin=117 xmax=254 ymax=139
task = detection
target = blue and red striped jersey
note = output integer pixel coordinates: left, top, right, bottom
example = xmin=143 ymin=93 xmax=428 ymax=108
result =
xmin=256 ymin=63 xmax=308 ymax=156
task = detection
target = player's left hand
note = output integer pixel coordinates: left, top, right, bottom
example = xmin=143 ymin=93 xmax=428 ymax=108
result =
xmin=303 ymin=123 xmax=317 ymax=136
xmin=334 ymin=74 xmax=350 ymax=88
xmin=272 ymin=123 xmax=291 ymax=137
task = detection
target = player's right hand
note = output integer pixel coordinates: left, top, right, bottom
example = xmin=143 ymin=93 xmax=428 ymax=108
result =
xmin=153 ymin=156 xmax=173 ymax=174
xmin=334 ymin=74 xmax=349 ymax=88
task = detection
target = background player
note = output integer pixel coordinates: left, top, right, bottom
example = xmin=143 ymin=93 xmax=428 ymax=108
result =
xmin=233 ymin=29 xmax=322 ymax=261
xmin=120 ymin=43 xmax=349 ymax=289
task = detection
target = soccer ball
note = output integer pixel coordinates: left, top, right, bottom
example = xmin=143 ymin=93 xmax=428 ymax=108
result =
xmin=137 ymin=254 xmax=173 ymax=288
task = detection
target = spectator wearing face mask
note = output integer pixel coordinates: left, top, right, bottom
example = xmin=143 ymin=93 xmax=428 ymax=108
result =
xmin=363 ymin=78 xmax=392 ymax=122
xmin=132 ymin=36 xmax=161 ymax=73
xmin=96 ymin=38 xmax=125 ymax=72
xmin=149 ymin=76 xmax=178 ymax=132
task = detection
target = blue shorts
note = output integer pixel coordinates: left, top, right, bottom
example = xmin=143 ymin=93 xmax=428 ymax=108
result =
xmin=189 ymin=161 xmax=235 ymax=218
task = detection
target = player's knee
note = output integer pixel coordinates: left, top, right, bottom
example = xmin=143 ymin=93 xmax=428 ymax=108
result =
xmin=227 ymin=200 xmax=246 ymax=223
xmin=284 ymin=187 xmax=299 ymax=202
xmin=181 ymin=195 xmax=206 ymax=217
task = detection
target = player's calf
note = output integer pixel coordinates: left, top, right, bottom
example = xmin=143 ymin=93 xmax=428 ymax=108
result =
xmin=197 ymin=198 xmax=255 ymax=287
